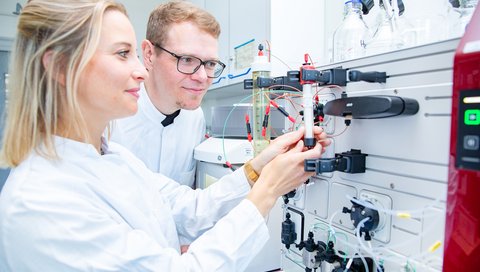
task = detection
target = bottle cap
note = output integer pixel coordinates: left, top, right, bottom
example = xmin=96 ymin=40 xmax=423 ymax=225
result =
xmin=252 ymin=55 xmax=271 ymax=72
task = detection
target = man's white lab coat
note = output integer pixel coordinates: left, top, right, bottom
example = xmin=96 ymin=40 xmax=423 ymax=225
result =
xmin=112 ymin=85 xmax=205 ymax=187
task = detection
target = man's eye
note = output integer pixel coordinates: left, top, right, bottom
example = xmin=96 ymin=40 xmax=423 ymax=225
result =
xmin=204 ymin=61 xmax=218 ymax=69
xmin=179 ymin=56 xmax=195 ymax=64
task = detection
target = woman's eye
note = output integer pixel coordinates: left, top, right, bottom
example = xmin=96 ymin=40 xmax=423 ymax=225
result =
xmin=118 ymin=50 xmax=130 ymax=58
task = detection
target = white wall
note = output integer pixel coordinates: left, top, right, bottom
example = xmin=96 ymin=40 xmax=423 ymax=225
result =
xmin=270 ymin=0 xmax=326 ymax=74
xmin=0 ymin=0 xmax=163 ymax=53
xmin=0 ymin=0 xmax=461 ymax=58
xmin=118 ymin=0 xmax=164 ymax=50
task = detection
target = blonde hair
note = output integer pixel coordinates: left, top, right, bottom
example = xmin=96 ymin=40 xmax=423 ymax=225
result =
xmin=0 ymin=0 xmax=127 ymax=167
xmin=146 ymin=0 xmax=220 ymax=46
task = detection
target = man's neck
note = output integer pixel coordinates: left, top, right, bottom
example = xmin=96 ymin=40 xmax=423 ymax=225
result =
xmin=144 ymin=80 xmax=179 ymax=115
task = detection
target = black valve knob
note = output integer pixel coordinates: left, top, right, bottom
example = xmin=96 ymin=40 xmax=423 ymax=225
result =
xmin=349 ymin=70 xmax=387 ymax=83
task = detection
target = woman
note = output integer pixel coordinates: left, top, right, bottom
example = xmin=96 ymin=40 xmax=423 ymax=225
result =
xmin=0 ymin=0 xmax=330 ymax=271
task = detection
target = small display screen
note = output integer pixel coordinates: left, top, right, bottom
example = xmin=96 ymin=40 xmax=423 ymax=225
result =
xmin=456 ymin=90 xmax=480 ymax=171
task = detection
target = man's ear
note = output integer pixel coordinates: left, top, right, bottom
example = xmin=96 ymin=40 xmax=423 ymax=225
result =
xmin=42 ymin=50 xmax=66 ymax=86
xmin=141 ymin=39 xmax=155 ymax=72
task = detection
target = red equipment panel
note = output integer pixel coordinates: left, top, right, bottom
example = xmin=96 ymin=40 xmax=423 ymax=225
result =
xmin=444 ymin=5 xmax=480 ymax=271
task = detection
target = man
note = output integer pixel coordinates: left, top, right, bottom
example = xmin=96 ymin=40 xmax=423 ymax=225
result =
xmin=112 ymin=1 xmax=225 ymax=188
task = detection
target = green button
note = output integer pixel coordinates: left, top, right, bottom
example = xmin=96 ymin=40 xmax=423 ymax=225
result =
xmin=465 ymin=109 xmax=480 ymax=125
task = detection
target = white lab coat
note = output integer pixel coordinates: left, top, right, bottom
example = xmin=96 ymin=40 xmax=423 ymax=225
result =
xmin=111 ymin=85 xmax=206 ymax=188
xmin=0 ymin=137 xmax=268 ymax=271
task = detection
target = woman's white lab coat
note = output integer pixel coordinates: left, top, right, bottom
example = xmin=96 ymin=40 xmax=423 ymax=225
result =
xmin=0 ymin=137 xmax=268 ymax=271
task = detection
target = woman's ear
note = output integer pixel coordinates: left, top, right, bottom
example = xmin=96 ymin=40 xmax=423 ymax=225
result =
xmin=42 ymin=50 xmax=66 ymax=86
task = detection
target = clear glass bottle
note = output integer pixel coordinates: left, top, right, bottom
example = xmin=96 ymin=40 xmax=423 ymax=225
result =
xmin=365 ymin=0 xmax=404 ymax=56
xmin=332 ymin=0 xmax=370 ymax=62
xmin=397 ymin=0 xmax=457 ymax=45
xmin=454 ymin=0 xmax=479 ymax=36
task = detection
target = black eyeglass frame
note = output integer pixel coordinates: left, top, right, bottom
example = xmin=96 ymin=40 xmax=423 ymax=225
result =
xmin=151 ymin=42 xmax=226 ymax=78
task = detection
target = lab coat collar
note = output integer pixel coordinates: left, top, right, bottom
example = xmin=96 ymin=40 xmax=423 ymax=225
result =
xmin=161 ymin=109 xmax=181 ymax=127
xmin=139 ymin=84 xmax=181 ymax=127
xmin=52 ymin=136 xmax=107 ymax=158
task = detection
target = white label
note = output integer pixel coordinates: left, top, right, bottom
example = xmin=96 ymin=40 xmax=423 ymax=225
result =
xmin=234 ymin=40 xmax=255 ymax=70
xmin=463 ymin=40 xmax=480 ymax=54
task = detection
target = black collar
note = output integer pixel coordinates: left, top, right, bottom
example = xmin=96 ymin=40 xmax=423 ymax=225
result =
xmin=161 ymin=109 xmax=181 ymax=127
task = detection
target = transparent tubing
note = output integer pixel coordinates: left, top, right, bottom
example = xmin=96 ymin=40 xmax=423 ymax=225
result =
xmin=356 ymin=218 xmax=383 ymax=272
xmin=303 ymin=83 xmax=315 ymax=147
xmin=252 ymin=70 xmax=271 ymax=156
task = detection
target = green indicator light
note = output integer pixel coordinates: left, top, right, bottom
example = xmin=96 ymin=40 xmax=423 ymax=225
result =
xmin=465 ymin=109 xmax=480 ymax=125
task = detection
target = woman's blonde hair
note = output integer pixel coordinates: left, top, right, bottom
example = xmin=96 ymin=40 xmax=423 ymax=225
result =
xmin=0 ymin=0 xmax=127 ymax=167
xmin=146 ymin=0 xmax=220 ymax=46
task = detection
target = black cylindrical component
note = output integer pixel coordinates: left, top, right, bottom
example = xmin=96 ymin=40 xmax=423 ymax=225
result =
xmin=281 ymin=213 xmax=297 ymax=249
xmin=401 ymin=97 xmax=420 ymax=115
xmin=304 ymin=138 xmax=316 ymax=148
xmin=246 ymin=123 xmax=251 ymax=134
xmin=277 ymin=106 xmax=290 ymax=118
xmin=262 ymin=114 xmax=269 ymax=128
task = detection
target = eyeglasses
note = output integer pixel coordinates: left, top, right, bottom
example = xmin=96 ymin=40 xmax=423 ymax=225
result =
xmin=151 ymin=42 xmax=226 ymax=78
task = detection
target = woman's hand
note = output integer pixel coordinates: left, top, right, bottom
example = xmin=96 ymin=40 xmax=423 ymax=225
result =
xmin=249 ymin=126 xmax=330 ymax=175
xmin=246 ymin=135 xmax=328 ymax=217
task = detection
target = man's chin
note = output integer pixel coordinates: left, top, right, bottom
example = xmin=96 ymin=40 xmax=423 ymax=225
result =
xmin=179 ymin=102 xmax=201 ymax=111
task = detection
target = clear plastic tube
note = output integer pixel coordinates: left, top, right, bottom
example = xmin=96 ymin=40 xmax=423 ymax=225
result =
xmin=345 ymin=195 xmax=443 ymax=218
xmin=327 ymin=208 xmax=442 ymax=270
xmin=302 ymin=83 xmax=314 ymax=147
xmin=327 ymin=210 xmax=369 ymax=272
xmin=252 ymin=70 xmax=270 ymax=155
xmin=356 ymin=217 xmax=383 ymax=272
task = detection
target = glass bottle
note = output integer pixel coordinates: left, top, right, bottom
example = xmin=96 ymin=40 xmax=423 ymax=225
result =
xmin=332 ymin=0 xmax=370 ymax=62
xmin=365 ymin=0 xmax=404 ymax=56
xmin=455 ymin=0 xmax=479 ymax=36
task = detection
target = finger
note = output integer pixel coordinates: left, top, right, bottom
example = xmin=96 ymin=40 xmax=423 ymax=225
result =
xmin=315 ymin=131 xmax=328 ymax=141
xmin=312 ymin=126 xmax=324 ymax=135
xmin=274 ymin=127 xmax=305 ymax=147
xmin=296 ymin=142 xmax=322 ymax=160
xmin=318 ymin=137 xmax=331 ymax=148
xmin=284 ymin=127 xmax=305 ymax=142
xmin=286 ymin=139 xmax=304 ymax=154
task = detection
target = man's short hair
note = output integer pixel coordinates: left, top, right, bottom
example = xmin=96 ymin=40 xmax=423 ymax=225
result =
xmin=146 ymin=1 xmax=221 ymax=46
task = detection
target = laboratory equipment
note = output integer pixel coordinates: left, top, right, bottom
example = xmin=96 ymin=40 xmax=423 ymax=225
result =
xmin=210 ymin=105 xmax=285 ymax=138
xmin=443 ymin=4 xmax=480 ymax=270
xmin=332 ymin=0 xmax=371 ymax=62
xmin=251 ymin=44 xmax=271 ymax=156
xmin=304 ymin=149 xmax=368 ymax=174
xmin=365 ymin=0 xmax=405 ymax=56
xmin=300 ymin=57 xmax=316 ymax=148
xmin=282 ymin=37 xmax=459 ymax=271
xmin=323 ymin=95 xmax=419 ymax=119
